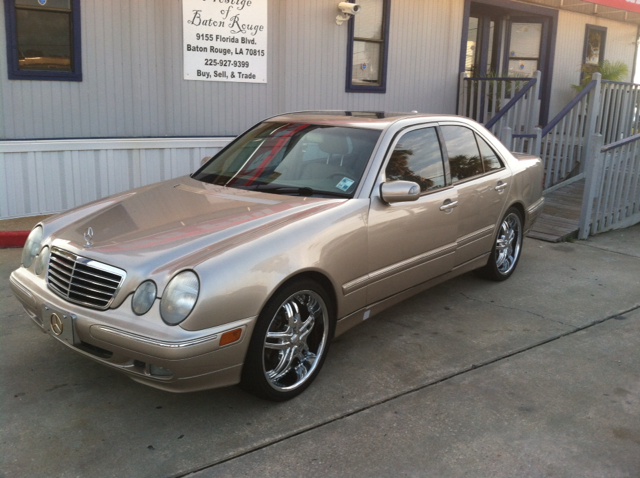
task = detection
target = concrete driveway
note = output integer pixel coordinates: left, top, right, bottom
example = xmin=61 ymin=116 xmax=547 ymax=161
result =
xmin=1 ymin=226 xmax=639 ymax=478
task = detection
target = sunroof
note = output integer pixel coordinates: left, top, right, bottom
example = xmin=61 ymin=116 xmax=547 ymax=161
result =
xmin=296 ymin=111 xmax=417 ymax=119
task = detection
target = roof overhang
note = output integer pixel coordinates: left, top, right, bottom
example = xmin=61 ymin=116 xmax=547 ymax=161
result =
xmin=515 ymin=0 xmax=640 ymax=25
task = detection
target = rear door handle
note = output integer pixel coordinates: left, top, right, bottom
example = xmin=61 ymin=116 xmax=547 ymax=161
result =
xmin=495 ymin=182 xmax=508 ymax=192
xmin=440 ymin=200 xmax=458 ymax=211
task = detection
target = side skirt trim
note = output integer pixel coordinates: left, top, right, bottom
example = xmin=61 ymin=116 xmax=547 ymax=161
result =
xmin=335 ymin=253 xmax=489 ymax=337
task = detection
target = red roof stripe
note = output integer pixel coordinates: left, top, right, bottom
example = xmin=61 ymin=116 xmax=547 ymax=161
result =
xmin=582 ymin=0 xmax=640 ymax=14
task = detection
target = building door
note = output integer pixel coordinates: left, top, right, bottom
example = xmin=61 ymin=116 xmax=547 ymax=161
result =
xmin=462 ymin=1 xmax=556 ymax=124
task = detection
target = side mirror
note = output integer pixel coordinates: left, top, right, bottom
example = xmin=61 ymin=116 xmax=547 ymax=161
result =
xmin=200 ymin=156 xmax=212 ymax=167
xmin=380 ymin=181 xmax=421 ymax=203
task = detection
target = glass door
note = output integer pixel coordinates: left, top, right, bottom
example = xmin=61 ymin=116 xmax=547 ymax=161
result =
xmin=507 ymin=20 xmax=543 ymax=77
xmin=465 ymin=16 xmax=479 ymax=77
xmin=465 ymin=11 xmax=501 ymax=77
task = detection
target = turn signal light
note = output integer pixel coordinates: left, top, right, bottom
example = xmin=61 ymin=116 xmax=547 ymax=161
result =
xmin=220 ymin=328 xmax=242 ymax=346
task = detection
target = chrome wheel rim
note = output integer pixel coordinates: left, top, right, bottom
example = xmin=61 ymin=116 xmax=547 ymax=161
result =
xmin=262 ymin=290 xmax=329 ymax=392
xmin=495 ymin=212 xmax=522 ymax=275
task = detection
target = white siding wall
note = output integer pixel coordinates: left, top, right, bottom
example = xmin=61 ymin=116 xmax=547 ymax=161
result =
xmin=549 ymin=10 xmax=637 ymax=119
xmin=0 ymin=0 xmax=465 ymax=141
xmin=0 ymin=138 xmax=231 ymax=218
xmin=3 ymin=0 xmax=640 ymax=218
xmin=0 ymin=0 xmax=466 ymax=218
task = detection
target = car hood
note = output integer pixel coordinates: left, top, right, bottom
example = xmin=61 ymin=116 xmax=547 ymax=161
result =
xmin=45 ymin=176 xmax=346 ymax=275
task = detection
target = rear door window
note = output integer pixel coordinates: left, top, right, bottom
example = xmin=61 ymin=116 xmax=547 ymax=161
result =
xmin=476 ymin=135 xmax=504 ymax=172
xmin=440 ymin=125 xmax=483 ymax=183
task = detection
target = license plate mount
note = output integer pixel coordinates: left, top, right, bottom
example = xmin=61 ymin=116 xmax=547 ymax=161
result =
xmin=42 ymin=304 xmax=79 ymax=346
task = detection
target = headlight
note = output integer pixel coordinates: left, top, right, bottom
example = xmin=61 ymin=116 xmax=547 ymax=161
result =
xmin=35 ymin=246 xmax=51 ymax=276
xmin=132 ymin=281 xmax=157 ymax=316
xmin=160 ymin=271 xmax=199 ymax=325
xmin=22 ymin=226 xmax=43 ymax=268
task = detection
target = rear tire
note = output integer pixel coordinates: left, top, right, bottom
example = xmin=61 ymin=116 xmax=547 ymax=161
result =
xmin=478 ymin=207 xmax=523 ymax=281
xmin=240 ymin=279 xmax=334 ymax=401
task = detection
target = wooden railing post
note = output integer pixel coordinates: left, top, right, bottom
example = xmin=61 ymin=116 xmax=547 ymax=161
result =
xmin=502 ymin=126 xmax=513 ymax=150
xmin=529 ymin=70 xmax=542 ymax=130
xmin=533 ymin=127 xmax=542 ymax=157
xmin=457 ymin=72 xmax=467 ymax=116
xmin=578 ymin=133 xmax=604 ymax=240
xmin=581 ymin=72 xmax=602 ymax=174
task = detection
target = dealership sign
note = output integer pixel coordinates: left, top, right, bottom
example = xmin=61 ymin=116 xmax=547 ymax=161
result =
xmin=182 ymin=0 xmax=267 ymax=83
xmin=582 ymin=0 xmax=640 ymax=13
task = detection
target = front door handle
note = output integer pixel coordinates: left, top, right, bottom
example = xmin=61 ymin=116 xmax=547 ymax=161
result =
xmin=495 ymin=182 xmax=508 ymax=192
xmin=439 ymin=200 xmax=458 ymax=211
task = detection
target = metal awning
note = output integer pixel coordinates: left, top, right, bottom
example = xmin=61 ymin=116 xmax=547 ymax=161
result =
xmin=516 ymin=0 xmax=640 ymax=25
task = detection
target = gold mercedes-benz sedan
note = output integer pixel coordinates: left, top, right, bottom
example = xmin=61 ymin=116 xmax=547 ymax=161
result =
xmin=10 ymin=112 xmax=544 ymax=401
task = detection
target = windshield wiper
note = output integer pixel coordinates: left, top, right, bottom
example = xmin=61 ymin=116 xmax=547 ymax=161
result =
xmin=251 ymin=185 xmax=350 ymax=198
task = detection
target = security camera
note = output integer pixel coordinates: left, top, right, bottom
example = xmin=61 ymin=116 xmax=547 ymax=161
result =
xmin=339 ymin=2 xmax=361 ymax=15
xmin=336 ymin=2 xmax=361 ymax=25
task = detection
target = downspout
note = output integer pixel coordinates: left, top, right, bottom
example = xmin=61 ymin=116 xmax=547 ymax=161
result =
xmin=457 ymin=0 xmax=472 ymax=115
xmin=632 ymin=25 xmax=640 ymax=83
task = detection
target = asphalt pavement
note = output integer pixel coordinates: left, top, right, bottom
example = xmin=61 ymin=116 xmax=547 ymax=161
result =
xmin=1 ymin=226 xmax=639 ymax=478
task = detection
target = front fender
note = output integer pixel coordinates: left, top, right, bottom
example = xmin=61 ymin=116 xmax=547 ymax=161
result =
xmin=181 ymin=199 xmax=370 ymax=331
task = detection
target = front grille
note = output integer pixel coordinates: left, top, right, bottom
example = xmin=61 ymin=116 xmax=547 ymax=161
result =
xmin=47 ymin=247 xmax=126 ymax=310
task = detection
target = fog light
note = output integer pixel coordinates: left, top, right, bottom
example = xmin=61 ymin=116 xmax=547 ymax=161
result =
xmin=149 ymin=364 xmax=173 ymax=377
xmin=220 ymin=328 xmax=243 ymax=346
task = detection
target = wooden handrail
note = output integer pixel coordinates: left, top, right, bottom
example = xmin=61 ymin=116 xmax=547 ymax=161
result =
xmin=541 ymin=79 xmax=597 ymax=136
xmin=463 ymin=76 xmax=533 ymax=82
xmin=601 ymin=131 xmax=640 ymax=152
xmin=600 ymin=80 xmax=640 ymax=86
xmin=484 ymin=77 xmax=538 ymax=130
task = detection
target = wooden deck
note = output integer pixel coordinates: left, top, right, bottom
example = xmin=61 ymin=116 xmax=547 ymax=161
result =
xmin=526 ymin=179 xmax=585 ymax=242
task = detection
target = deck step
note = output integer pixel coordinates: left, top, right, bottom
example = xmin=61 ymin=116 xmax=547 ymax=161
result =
xmin=526 ymin=214 xmax=579 ymax=242
xmin=526 ymin=179 xmax=584 ymax=242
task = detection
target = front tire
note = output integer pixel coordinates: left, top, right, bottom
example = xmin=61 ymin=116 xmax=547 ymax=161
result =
xmin=241 ymin=279 xmax=334 ymax=401
xmin=478 ymin=207 xmax=523 ymax=281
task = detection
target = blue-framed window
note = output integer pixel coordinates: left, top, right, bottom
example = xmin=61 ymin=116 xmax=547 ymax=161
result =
xmin=4 ymin=0 xmax=82 ymax=81
xmin=346 ymin=0 xmax=390 ymax=93
xmin=583 ymin=24 xmax=606 ymax=66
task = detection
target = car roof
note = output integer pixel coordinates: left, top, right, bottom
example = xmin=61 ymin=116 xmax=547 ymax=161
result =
xmin=266 ymin=111 xmax=456 ymax=130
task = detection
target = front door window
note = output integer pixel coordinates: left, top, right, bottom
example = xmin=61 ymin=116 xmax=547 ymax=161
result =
xmin=465 ymin=12 xmax=500 ymax=77
xmin=465 ymin=17 xmax=480 ymax=77
xmin=508 ymin=22 xmax=542 ymax=77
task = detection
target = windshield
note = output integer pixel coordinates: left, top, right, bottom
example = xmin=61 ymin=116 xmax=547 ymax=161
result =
xmin=192 ymin=122 xmax=381 ymax=197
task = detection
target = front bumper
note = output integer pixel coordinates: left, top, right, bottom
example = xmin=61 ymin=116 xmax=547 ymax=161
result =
xmin=10 ymin=268 xmax=257 ymax=393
